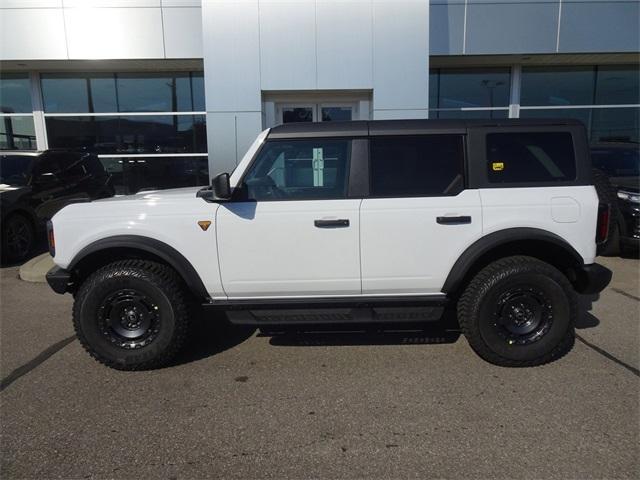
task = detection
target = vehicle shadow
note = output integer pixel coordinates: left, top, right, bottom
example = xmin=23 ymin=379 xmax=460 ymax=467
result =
xmin=171 ymin=310 xmax=256 ymax=366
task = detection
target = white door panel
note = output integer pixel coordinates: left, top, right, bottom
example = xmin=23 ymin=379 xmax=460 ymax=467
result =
xmin=360 ymin=190 xmax=482 ymax=294
xmin=216 ymin=200 xmax=361 ymax=298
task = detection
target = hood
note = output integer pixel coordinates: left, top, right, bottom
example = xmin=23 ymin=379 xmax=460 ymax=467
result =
xmin=609 ymin=177 xmax=640 ymax=193
xmin=93 ymin=186 xmax=204 ymax=204
xmin=0 ymin=184 xmax=30 ymax=204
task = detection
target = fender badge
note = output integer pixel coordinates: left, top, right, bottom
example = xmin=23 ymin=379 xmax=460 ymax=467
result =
xmin=492 ymin=162 xmax=504 ymax=171
xmin=198 ymin=220 xmax=212 ymax=231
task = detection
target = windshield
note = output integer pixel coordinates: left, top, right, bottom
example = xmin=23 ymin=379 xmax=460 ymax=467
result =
xmin=0 ymin=155 xmax=33 ymax=186
xmin=591 ymin=147 xmax=640 ymax=177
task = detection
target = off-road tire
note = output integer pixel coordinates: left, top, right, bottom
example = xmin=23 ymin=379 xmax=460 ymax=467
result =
xmin=73 ymin=260 xmax=191 ymax=370
xmin=1 ymin=213 xmax=35 ymax=264
xmin=458 ymin=256 xmax=577 ymax=367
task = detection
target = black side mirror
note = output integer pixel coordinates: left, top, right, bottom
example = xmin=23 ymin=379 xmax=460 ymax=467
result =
xmin=212 ymin=172 xmax=231 ymax=199
xmin=197 ymin=172 xmax=231 ymax=202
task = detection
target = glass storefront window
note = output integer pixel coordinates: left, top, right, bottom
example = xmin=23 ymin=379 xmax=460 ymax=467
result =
xmin=99 ymin=156 xmax=209 ymax=195
xmin=595 ymin=65 xmax=639 ymax=105
xmin=430 ymin=68 xmax=511 ymax=109
xmin=0 ymin=116 xmax=36 ymax=150
xmin=521 ymin=67 xmax=596 ymax=106
xmin=45 ymin=115 xmax=207 ymax=154
xmin=430 ymin=109 xmax=508 ymax=119
xmin=520 ymin=107 xmax=639 ymax=143
xmin=41 ymin=72 xmax=205 ymax=113
xmin=0 ymin=74 xmax=32 ymax=114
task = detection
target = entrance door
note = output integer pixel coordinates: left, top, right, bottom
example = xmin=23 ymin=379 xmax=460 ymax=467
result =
xmin=277 ymin=103 xmax=357 ymax=124
xmin=216 ymin=137 xmax=361 ymax=298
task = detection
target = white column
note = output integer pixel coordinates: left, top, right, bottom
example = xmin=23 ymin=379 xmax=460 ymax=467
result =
xmin=29 ymin=72 xmax=47 ymax=151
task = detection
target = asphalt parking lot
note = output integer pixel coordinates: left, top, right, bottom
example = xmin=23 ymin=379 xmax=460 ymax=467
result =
xmin=1 ymin=256 xmax=638 ymax=479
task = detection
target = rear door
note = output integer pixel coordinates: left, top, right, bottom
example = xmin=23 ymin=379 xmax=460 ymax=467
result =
xmin=216 ymin=137 xmax=361 ymax=298
xmin=359 ymin=134 xmax=482 ymax=294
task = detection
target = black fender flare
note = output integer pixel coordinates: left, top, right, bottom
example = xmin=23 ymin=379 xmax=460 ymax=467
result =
xmin=68 ymin=235 xmax=209 ymax=300
xmin=441 ymin=227 xmax=585 ymax=295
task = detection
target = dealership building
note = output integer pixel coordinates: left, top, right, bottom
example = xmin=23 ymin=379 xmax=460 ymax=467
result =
xmin=0 ymin=0 xmax=638 ymax=194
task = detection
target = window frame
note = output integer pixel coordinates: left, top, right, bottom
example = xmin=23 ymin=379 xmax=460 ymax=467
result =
xmin=467 ymin=125 xmax=592 ymax=189
xmin=367 ymin=134 xmax=467 ymax=199
xmin=232 ymin=137 xmax=360 ymax=203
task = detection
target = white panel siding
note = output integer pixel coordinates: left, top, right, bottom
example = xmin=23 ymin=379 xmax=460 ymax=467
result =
xmin=316 ymin=0 xmax=373 ymax=90
xmin=373 ymin=109 xmax=429 ymax=120
xmin=0 ymin=1 xmax=62 ymax=7
xmin=163 ymin=7 xmax=203 ymax=58
xmin=259 ymin=0 xmax=316 ymax=90
xmin=62 ymin=1 xmax=161 ymax=6
xmin=0 ymin=8 xmax=67 ymax=60
xmin=202 ymin=0 xmax=261 ymax=112
xmin=372 ymin=0 xmax=429 ymax=112
xmin=206 ymin=112 xmax=238 ymax=176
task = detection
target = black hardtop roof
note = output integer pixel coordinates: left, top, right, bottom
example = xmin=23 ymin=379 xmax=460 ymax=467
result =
xmin=267 ymin=118 xmax=584 ymax=139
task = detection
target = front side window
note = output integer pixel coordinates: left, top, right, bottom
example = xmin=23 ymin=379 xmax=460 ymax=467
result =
xmin=486 ymin=132 xmax=577 ymax=183
xmin=241 ymin=139 xmax=351 ymax=201
xmin=370 ymin=135 xmax=465 ymax=197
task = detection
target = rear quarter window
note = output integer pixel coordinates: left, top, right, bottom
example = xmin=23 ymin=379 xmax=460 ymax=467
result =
xmin=487 ymin=132 xmax=576 ymax=184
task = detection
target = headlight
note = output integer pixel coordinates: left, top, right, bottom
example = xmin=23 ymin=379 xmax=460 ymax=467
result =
xmin=617 ymin=190 xmax=640 ymax=204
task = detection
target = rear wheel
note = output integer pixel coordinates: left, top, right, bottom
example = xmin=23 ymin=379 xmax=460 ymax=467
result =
xmin=457 ymin=256 xmax=576 ymax=367
xmin=73 ymin=260 xmax=191 ymax=370
xmin=2 ymin=213 xmax=35 ymax=264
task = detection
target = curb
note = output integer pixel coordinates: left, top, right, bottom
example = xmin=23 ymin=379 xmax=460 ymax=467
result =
xmin=19 ymin=253 xmax=54 ymax=283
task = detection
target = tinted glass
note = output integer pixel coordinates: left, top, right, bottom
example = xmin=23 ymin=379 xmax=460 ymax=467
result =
xmin=486 ymin=132 xmax=576 ymax=183
xmin=432 ymin=68 xmax=510 ymax=109
xmin=520 ymin=107 xmax=639 ymax=143
xmin=0 ymin=154 xmax=33 ymax=185
xmin=521 ymin=67 xmax=595 ymax=106
xmin=595 ymin=65 xmax=639 ymax=105
xmin=370 ymin=135 xmax=464 ymax=197
xmin=0 ymin=116 xmax=36 ymax=150
xmin=282 ymin=107 xmax=313 ymax=123
xmin=100 ymin=156 xmax=209 ymax=195
xmin=242 ymin=139 xmax=350 ymax=200
xmin=321 ymin=107 xmax=352 ymax=122
xmin=431 ymin=109 xmax=508 ymax=119
xmin=45 ymin=115 xmax=207 ymax=154
xmin=591 ymin=148 xmax=639 ymax=177
xmin=41 ymin=72 xmax=205 ymax=113
xmin=0 ymin=74 xmax=32 ymax=113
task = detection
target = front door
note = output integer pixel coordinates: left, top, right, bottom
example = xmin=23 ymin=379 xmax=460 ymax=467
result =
xmin=216 ymin=137 xmax=361 ymax=298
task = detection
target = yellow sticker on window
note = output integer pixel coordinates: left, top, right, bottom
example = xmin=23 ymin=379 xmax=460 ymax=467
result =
xmin=492 ymin=162 xmax=504 ymax=171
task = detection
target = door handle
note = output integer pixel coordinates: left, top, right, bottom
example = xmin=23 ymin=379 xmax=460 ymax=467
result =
xmin=314 ymin=219 xmax=350 ymax=228
xmin=436 ymin=216 xmax=472 ymax=225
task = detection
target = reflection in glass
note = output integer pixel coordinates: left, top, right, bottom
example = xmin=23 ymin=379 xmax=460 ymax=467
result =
xmin=431 ymin=109 xmax=508 ymax=119
xmin=321 ymin=107 xmax=352 ymax=122
xmin=41 ymin=72 xmax=205 ymax=113
xmin=100 ymin=156 xmax=209 ymax=195
xmin=521 ymin=67 xmax=595 ymax=106
xmin=45 ymin=115 xmax=207 ymax=154
xmin=0 ymin=74 xmax=32 ymax=113
xmin=520 ymin=107 xmax=639 ymax=143
xmin=282 ymin=107 xmax=313 ymax=123
xmin=0 ymin=116 xmax=36 ymax=150
xmin=431 ymin=68 xmax=510 ymax=109
xmin=595 ymin=65 xmax=640 ymax=105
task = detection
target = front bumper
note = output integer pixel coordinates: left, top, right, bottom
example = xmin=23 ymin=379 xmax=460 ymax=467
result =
xmin=46 ymin=266 xmax=72 ymax=294
xmin=573 ymin=263 xmax=612 ymax=295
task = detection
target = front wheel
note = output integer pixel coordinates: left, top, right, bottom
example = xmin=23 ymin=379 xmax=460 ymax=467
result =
xmin=73 ymin=260 xmax=191 ymax=370
xmin=2 ymin=213 xmax=35 ymax=264
xmin=457 ymin=256 xmax=577 ymax=367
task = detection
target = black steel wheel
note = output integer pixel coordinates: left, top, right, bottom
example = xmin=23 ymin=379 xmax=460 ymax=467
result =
xmin=73 ymin=260 xmax=192 ymax=370
xmin=458 ymin=255 xmax=577 ymax=367
xmin=2 ymin=213 xmax=34 ymax=263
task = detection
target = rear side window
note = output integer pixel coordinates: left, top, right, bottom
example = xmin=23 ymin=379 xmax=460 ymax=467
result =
xmin=487 ymin=132 xmax=576 ymax=183
xmin=370 ymin=135 xmax=464 ymax=197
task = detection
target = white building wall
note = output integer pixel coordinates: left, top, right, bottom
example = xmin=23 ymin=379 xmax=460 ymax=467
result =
xmin=201 ymin=0 xmax=430 ymax=176
xmin=0 ymin=0 xmax=203 ymax=60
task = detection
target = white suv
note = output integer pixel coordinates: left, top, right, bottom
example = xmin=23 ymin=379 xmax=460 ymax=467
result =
xmin=46 ymin=119 xmax=612 ymax=370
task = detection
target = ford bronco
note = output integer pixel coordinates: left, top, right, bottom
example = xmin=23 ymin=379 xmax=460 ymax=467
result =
xmin=46 ymin=119 xmax=612 ymax=370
